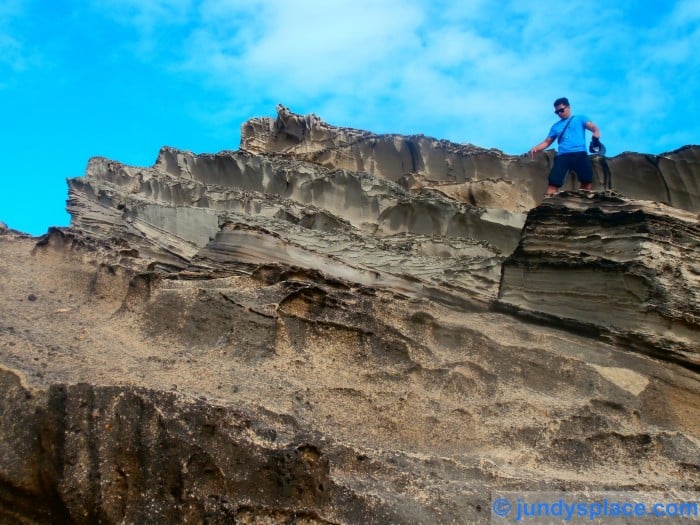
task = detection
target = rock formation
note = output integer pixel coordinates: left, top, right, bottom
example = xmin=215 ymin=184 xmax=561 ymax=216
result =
xmin=244 ymin=105 xmax=699 ymax=213
xmin=0 ymin=105 xmax=698 ymax=524
xmin=497 ymin=191 xmax=700 ymax=371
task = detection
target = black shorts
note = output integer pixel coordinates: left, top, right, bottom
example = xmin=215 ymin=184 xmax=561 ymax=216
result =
xmin=548 ymin=151 xmax=593 ymax=187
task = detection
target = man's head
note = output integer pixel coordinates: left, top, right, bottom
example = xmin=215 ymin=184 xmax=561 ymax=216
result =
xmin=553 ymin=97 xmax=570 ymax=118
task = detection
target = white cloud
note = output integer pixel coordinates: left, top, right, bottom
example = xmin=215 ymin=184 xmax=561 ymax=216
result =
xmin=87 ymin=0 xmax=195 ymax=58
xmin=0 ymin=0 xmax=31 ymax=82
xmin=185 ymin=0 xmax=425 ymax=97
xmin=63 ymin=0 xmax=698 ymax=155
xmin=669 ymin=0 xmax=700 ymax=23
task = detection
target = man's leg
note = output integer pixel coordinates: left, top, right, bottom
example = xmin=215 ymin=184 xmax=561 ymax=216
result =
xmin=573 ymin=153 xmax=594 ymax=190
xmin=547 ymin=155 xmax=569 ymax=195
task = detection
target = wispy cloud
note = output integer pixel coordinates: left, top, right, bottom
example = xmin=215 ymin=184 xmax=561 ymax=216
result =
xmin=86 ymin=0 xmax=195 ymax=59
xmin=25 ymin=0 xmax=700 ymax=154
xmin=0 ymin=0 xmax=28 ymax=79
xmin=184 ymin=1 xmax=424 ymax=90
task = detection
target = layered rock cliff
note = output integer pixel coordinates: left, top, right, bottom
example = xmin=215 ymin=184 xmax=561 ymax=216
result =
xmin=0 ymin=106 xmax=698 ymax=524
xmin=497 ymin=191 xmax=700 ymax=371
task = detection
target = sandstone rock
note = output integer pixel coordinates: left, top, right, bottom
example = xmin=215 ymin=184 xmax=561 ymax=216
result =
xmin=68 ymin=145 xmax=522 ymax=262
xmin=243 ymin=106 xmax=700 ymax=213
xmin=1 ymin=106 xmax=699 ymax=524
xmin=496 ymin=191 xmax=700 ymax=370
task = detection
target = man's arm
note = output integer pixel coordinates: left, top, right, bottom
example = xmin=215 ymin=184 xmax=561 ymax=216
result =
xmin=585 ymin=121 xmax=600 ymax=139
xmin=529 ymin=137 xmax=555 ymax=158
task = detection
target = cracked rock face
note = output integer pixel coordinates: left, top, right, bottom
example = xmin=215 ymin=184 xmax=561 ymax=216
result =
xmin=1 ymin=106 xmax=699 ymax=524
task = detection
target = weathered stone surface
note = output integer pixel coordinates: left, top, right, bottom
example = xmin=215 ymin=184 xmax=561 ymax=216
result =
xmin=1 ymin=106 xmax=699 ymax=524
xmin=68 ymin=146 xmax=522 ymax=260
xmin=496 ymin=191 xmax=700 ymax=370
xmin=243 ymin=105 xmax=700 ymax=213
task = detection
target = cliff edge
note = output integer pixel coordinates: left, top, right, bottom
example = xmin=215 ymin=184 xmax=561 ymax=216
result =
xmin=0 ymin=106 xmax=698 ymax=524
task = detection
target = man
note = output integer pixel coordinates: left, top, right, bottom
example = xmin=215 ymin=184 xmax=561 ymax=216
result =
xmin=529 ymin=97 xmax=602 ymax=195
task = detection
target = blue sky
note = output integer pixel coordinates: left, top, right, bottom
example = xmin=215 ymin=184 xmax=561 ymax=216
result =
xmin=2 ymin=0 xmax=698 ymax=235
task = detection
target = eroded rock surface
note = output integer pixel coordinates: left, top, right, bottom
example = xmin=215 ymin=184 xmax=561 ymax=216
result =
xmin=244 ymin=105 xmax=700 ymax=213
xmin=1 ymin=106 xmax=699 ymax=524
xmin=497 ymin=191 xmax=700 ymax=371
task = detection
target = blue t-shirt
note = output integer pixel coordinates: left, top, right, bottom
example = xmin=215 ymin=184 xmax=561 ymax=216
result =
xmin=548 ymin=115 xmax=589 ymax=154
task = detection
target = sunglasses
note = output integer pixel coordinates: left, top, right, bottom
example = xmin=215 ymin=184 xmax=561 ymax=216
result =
xmin=554 ymin=107 xmax=568 ymax=114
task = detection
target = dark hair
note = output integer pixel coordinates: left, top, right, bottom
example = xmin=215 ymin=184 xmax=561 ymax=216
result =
xmin=553 ymin=97 xmax=570 ymax=107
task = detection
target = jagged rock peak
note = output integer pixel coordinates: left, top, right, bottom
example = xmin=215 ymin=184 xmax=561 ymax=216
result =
xmin=240 ymin=104 xmax=516 ymax=185
xmin=240 ymin=105 xmax=700 ymax=213
xmin=242 ymin=103 xmax=497 ymax=155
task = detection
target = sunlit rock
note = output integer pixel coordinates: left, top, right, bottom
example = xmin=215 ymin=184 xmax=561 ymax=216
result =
xmin=1 ymin=106 xmax=699 ymax=524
